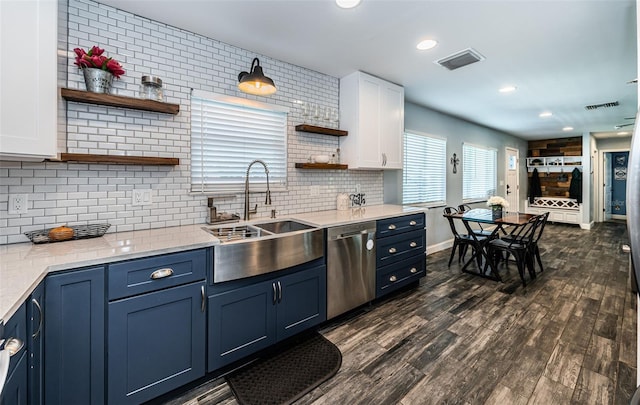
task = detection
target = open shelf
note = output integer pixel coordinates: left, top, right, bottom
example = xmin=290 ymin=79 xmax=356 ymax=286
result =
xmin=295 ymin=124 xmax=347 ymax=137
xmin=295 ymin=163 xmax=348 ymax=170
xmin=61 ymin=88 xmax=180 ymax=115
xmin=57 ymin=153 xmax=179 ymax=166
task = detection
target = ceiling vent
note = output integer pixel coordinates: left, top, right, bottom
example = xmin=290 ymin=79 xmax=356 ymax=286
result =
xmin=584 ymin=101 xmax=619 ymax=110
xmin=435 ymin=48 xmax=485 ymax=71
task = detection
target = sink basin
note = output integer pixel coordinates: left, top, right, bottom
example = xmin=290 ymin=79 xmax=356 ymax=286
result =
xmin=254 ymin=220 xmax=315 ymax=234
xmin=202 ymin=224 xmax=269 ymax=243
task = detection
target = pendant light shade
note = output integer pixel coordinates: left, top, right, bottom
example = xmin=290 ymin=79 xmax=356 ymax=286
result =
xmin=238 ymin=58 xmax=277 ymax=96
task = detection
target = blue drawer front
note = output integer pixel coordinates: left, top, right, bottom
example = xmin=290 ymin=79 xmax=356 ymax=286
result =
xmin=376 ymin=229 xmax=425 ymax=268
xmin=1 ymin=302 xmax=27 ymax=378
xmin=376 ymin=213 xmax=425 ymax=238
xmin=108 ymin=249 xmax=206 ymax=300
xmin=376 ymin=255 xmax=425 ymax=298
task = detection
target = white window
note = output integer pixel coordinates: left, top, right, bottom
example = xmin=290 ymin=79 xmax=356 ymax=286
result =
xmin=402 ymin=131 xmax=446 ymax=205
xmin=462 ymin=143 xmax=497 ymax=201
xmin=191 ymin=90 xmax=288 ymax=194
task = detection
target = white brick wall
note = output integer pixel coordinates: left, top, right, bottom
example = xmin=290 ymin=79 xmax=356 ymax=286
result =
xmin=0 ymin=0 xmax=384 ymax=245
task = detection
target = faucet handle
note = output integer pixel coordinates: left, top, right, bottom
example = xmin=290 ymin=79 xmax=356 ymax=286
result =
xmin=249 ymin=204 xmax=258 ymax=215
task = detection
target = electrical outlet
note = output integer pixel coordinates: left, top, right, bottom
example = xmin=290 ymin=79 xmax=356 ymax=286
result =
xmin=8 ymin=194 xmax=28 ymax=214
xmin=132 ymin=189 xmax=152 ymax=206
xmin=310 ymin=185 xmax=320 ymax=196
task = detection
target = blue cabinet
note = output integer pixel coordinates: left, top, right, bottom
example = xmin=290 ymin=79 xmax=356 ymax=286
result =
xmin=44 ymin=266 xmax=105 ymax=405
xmin=1 ymin=302 xmax=28 ymax=405
xmin=208 ymin=260 xmax=326 ymax=371
xmin=27 ymin=282 xmax=44 ymax=405
xmin=376 ymin=213 xmax=426 ymax=297
xmin=106 ymin=249 xmax=207 ymax=405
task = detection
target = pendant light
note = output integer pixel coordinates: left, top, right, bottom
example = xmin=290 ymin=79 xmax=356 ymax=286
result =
xmin=237 ymin=58 xmax=277 ymax=96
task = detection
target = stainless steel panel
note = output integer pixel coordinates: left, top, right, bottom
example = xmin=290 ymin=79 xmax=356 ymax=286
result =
xmin=327 ymin=221 xmax=377 ymax=319
xmin=213 ymin=228 xmax=324 ymax=283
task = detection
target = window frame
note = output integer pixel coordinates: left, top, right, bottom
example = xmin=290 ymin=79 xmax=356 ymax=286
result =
xmin=402 ymin=130 xmax=447 ymax=207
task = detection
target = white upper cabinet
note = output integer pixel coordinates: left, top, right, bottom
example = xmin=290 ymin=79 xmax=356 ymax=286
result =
xmin=339 ymin=71 xmax=404 ymax=170
xmin=0 ymin=0 xmax=57 ymax=160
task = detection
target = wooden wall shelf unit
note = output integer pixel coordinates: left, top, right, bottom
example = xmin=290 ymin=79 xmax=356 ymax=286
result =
xmin=295 ymin=124 xmax=347 ymax=137
xmin=295 ymin=163 xmax=348 ymax=170
xmin=61 ymin=88 xmax=180 ymax=115
xmin=57 ymin=153 xmax=179 ymax=166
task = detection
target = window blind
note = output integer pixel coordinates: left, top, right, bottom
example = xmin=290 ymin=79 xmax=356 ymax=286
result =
xmin=462 ymin=143 xmax=497 ymax=200
xmin=402 ymin=132 xmax=446 ymax=204
xmin=191 ymin=93 xmax=287 ymax=193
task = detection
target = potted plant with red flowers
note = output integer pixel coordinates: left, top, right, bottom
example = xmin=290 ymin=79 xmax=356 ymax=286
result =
xmin=74 ymin=46 xmax=125 ymax=93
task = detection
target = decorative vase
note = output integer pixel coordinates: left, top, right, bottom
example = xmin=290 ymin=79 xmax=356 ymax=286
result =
xmin=82 ymin=68 xmax=113 ymax=93
xmin=491 ymin=205 xmax=503 ymax=220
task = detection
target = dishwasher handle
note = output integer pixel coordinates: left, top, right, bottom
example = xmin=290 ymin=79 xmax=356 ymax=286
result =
xmin=333 ymin=229 xmax=375 ymax=240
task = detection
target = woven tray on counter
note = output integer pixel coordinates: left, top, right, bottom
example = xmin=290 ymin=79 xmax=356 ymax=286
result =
xmin=24 ymin=223 xmax=111 ymax=244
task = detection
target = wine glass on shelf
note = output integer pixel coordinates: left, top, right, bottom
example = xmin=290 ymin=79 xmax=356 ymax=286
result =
xmin=312 ymin=103 xmax=320 ymax=126
xmin=300 ymin=102 xmax=310 ymax=124
xmin=331 ymin=108 xmax=339 ymax=129
xmin=323 ymin=106 xmax=331 ymax=127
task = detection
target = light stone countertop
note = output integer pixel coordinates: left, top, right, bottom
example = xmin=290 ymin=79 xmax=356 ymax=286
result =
xmin=0 ymin=204 xmax=426 ymax=322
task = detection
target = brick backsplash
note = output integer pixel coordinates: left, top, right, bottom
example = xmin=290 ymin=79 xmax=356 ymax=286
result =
xmin=0 ymin=0 xmax=383 ymax=245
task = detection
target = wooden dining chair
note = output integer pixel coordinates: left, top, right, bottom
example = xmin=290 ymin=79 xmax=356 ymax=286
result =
xmin=484 ymin=215 xmax=539 ymax=286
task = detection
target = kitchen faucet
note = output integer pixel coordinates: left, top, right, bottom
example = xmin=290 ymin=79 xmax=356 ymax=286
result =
xmin=244 ymin=159 xmax=272 ymax=220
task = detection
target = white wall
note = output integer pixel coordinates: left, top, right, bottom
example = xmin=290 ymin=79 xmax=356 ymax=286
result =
xmin=0 ymin=0 xmax=384 ymax=244
xmin=384 ymin=101 xmax=528 ymax=251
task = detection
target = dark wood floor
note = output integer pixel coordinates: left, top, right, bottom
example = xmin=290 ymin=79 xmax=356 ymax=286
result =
xmin=163 ymin=221 xmax=637 ymax=405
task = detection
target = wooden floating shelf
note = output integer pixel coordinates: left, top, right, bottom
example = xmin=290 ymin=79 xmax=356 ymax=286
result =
xmin=61 ymin=88 xmax=180 ymax=115
xmin=58 ymin=153 xmax=179 ymax=166
xmin=295 ymin=124 xmax=347 ymax=137
xmin=295 ymin=163 xmax=348 ymax=170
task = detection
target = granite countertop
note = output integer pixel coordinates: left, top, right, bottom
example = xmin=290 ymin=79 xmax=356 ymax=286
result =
xmin=0 ymin=204 xmax=426 ymax=321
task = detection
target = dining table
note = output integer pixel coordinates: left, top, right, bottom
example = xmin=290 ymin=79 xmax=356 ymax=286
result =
xmin=443 ymin=208 xmax=537 ymax=281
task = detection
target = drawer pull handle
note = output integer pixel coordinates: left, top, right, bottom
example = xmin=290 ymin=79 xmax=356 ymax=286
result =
xmin=2 ymin=338 xmax=24 ymax=357
xmin=389 ymin=247 xmax=397 ymax=254
xmin=409 ymin=220 xmax=417 ymax=226
xmin=32 ymin=298 xmax=43 ymax=339
xmin=389 ymin=275 xmax=397 ymax=282
xmin=409 ymin=241 xmax=417 ymax=248
xmin=410 ymin=267 xmax=417 ymax=274
xmin=388 ymin=224 xmax=396 ymax=230
xmin=150 ymin=268 xmax=174 ymax=280
xmin=201 ymin=286 xmax=205 ymax=313
xmin=272 ymin=282 xmax=277 ymax=305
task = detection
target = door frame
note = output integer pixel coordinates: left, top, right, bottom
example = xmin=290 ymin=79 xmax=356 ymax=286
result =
xmin=596 ymin=147 xmax=630 ymax=222
xmin=504 ymin=147 xmax=520 ymax=211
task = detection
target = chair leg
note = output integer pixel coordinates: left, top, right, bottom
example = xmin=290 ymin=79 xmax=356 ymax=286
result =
xmin=448 ymin=240 xmax=459 ymax=267
xmin=534 ymin=246 xmax=544 ymax=272
xmin=515 ymin=252 xmax=527 ymax=286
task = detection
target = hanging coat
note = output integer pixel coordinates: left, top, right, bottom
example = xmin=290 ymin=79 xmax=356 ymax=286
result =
xmin=569 ymin=167 xmax=582 ymax=203
xmin=528 ymin=168 xmax=542 ymax=204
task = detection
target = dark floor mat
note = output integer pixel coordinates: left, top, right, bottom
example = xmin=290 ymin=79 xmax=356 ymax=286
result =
xmin=225 ymin=332 xmax=342 ymax=405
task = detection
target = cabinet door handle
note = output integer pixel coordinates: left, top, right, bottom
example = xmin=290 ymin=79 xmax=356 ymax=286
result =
xmin=31 ymin=298 xmax=43 ymax=339
xmin=272 ymin=283 xmax=277 ymax=305
xmin=409 ymin=241 xmax=417 ymax=248
xmin=389 ymin=247 xmax=397 ymax=254
xmin=200 ymin=285 xmax=205 ymax=313
xmin=389 ymin=275 xmax=397 ymax=282
xmin=388 ymin=224 xmax=396 ymax=230
xmin=1 ymin=338 xmax=24 ymax=357
xmin=410 ymin=267 xmax=417 ymax=274
xmin=150 ymin=268 xmax=174 ymax=280
xmin=277 ymin=281 xmax=282 ymax=303
xmin=409 ymin=220 xmax=417 ymax=226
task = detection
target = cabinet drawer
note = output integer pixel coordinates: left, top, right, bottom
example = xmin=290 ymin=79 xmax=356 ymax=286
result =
xmin=376 ymin=255 xmax=425 ymax=298
xmin=1 ymin=302 xmax=27 ymax=378
xmin=377 ymin=213 xmax=424 ymax=237
xmin=376 ymin=229 xmax=425 ymax=267
xmin=109 ymin=249 xmax=206 ymax=300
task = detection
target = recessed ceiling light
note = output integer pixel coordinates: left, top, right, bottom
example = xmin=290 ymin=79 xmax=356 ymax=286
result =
xmin=539 ymin=112 xmax=553 ymax=118
xmin=336 ymin=0 xmax=361 ymax=8
xmin=499 ymin=86 xmax=517 ymax=93
xmin=416 ymin=39 xmax=438 ymax=51
xmin=562 ymin=126 xmax=574 ymax=131
xmin=618 ymin=131 xmax=630 ymax=135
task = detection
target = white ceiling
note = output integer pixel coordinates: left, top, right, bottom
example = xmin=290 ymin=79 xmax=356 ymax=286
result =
xmin=97 ymin=0 xmax=638 ymax=140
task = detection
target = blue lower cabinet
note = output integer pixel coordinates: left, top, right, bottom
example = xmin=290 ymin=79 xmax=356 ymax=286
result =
xmin=1 ymin=351 xmax=28 ymax=405
xmin=208 ymin=263 xmax=326 ymax=371
xmin=108 ymin=281 xmax=206 ymax=405
xmin=27 ymin=282 xmax=44 ymax=405
xmin=44 ymin=266 xmax=105 ymax=405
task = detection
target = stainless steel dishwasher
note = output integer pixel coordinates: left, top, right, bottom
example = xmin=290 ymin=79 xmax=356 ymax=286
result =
xmin=327 ymin=221 xmax=377 ymax=319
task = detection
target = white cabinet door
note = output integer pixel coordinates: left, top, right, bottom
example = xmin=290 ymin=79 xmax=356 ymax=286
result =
xmin=0 ymin=0 xmax=57 ymax=160
xmin=339 ymin=71 xmax=404 ymax=170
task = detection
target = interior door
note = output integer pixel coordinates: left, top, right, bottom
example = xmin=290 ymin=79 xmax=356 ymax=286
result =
xmin=604 ymin=152 xmax=612 ymax=221
xmin=505 ymin=147 xmax=519 ymax=212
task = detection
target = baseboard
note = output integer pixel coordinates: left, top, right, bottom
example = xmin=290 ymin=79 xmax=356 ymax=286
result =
xmin=580 ymin=221 xmax=594 ymax=230
xmin=427 ymin=239 xmax=453 ymax=255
